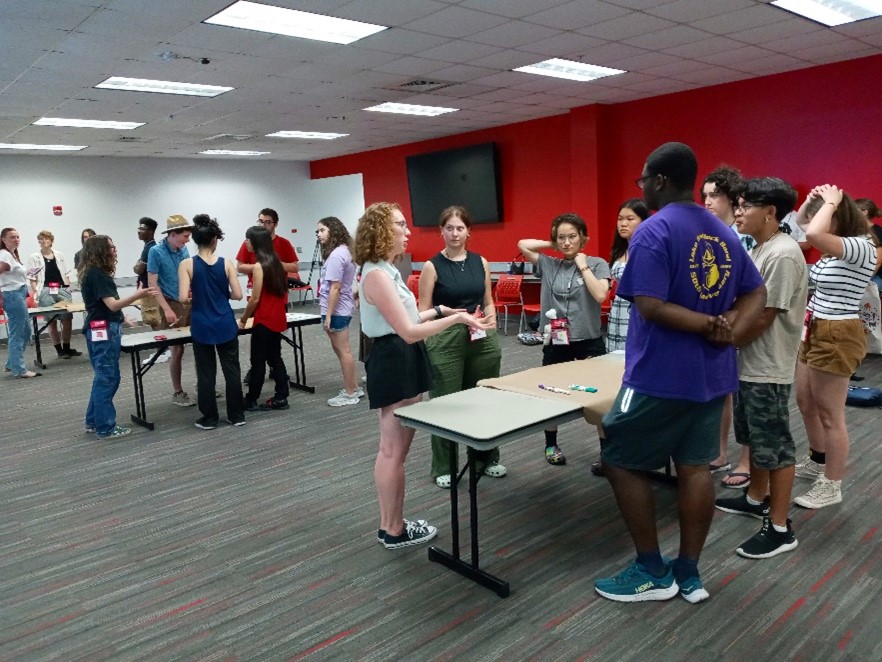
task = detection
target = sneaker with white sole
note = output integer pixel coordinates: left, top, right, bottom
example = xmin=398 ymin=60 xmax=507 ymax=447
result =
xmin=677 ymin=575 xmax=710 ymax=604
xmin=328 ymin=391 xmax=360 ymax=407
xmin=736 ymin=518 xmax=798 ymax=559
xmin=338 ymin=387 xmax=365 ymax=399
xmin=142 ymin=351 xmax=170 ymax=366
xmin=383 ymin=520 xmax=438 ymax=549
xmin=795 ymin=455 xmax=824 ymax=480
xmin=172 ymin=390 xmax=195 ymax=407
xmin=595 ymin=561 xmax=679 ymax=603
xmin=194 ymin=417 xmax=217 ymax=430
xmin=715 ymin=492 xmax=770 ymax=520
xmin=377 ymin=519 xmax=428 ymax=544
xmin=483 ymin=462 xmax=507 ymax=478
xmin=98 ymin=425 xmax=131 ymax=439
xmin=794 ymin=476 xmax=842 ymax=509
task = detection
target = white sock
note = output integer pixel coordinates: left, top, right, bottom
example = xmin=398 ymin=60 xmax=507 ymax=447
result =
xmin=745 ymin=494 xmax=763 ymax=506
xmin=772 ymin=522 xmax=788 ymax=533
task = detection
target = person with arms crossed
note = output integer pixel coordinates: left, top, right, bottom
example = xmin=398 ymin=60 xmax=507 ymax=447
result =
xmin=595 ymin=142 xmax=766 ymax=604
xmin=27 ymin=229 xmax=82 ymax=359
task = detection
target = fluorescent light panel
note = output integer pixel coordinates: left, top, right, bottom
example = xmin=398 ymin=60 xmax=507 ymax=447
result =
xmin=95 ymin=77 xmax=233 ymax=97
xmin=363 ymin=102 xmax=458 ymax=117
xmin=33 ymin=117 xmax=144 ymax=130
xmin=204 ymin=0 xmax=387 ymax=45
xmin=266 ymin=131 xmax=348 ymax=140
xmin=514 ymin=58 xmax=626 ymax=82
xmin=0 ymin=143 xmax=86 ymax=151
xmin=200 ymin=150 xmax=271 ymax=156
xmin=771 ymin=0 xmax=882 ymax=26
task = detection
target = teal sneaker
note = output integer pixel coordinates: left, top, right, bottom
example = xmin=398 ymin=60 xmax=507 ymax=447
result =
xmin=595 ymin=561 xmax=679 ymax=603
xmin=677 ymin=575 xmax=710 ymax=604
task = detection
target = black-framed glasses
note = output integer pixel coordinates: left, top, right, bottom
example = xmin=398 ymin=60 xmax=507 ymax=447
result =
xmin=734 ymin=202 xmax=765 ymax=213
xmin=635 ymin=174 xmax=655 ymax=189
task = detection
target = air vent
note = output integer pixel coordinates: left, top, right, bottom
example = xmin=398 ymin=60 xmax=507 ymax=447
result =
xmin=387 ymin=79 xmax=455 ymax=93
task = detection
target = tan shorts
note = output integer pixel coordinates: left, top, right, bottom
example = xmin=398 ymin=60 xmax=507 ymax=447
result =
xmin=798 ymin=317 xmax=866 ymax=377
xmin=152 ymin=299 xmax=191 ymax=331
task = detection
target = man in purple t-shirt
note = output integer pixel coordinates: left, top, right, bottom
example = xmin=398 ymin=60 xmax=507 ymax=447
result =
xmin=595 ymin=142 xmax=766 ymax=605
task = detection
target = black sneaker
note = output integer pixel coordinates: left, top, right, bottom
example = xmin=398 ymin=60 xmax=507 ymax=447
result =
xmin=383 ymin=520 xmax=438 ymax=549
xmin=65 ymin=347 xmax=83 ymax=357
xmin=244 ymin=400 xmax=260 ymax=412
xmin=715 ymin=491 xmax=769 ymax=519
xmin=227 ymin=418 xmax=246 ymax=427
xmin=736 ymin=518 xmax=798 ymax=559
xmin=194 ymin=417 xmax=218 ymax=430
xmin=258 ymin=397 xmax=289 ymax=411
xmin=377 ymin=519 xmax=428 ymax=544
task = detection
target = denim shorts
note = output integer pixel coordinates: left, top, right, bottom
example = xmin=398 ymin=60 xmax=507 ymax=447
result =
xmin=322 ymin=314 xmax=352 ymax=332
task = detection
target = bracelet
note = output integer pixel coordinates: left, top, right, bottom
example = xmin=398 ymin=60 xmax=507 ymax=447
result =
xmin=825 ymin=201 xmax=836 ymax=207
xmin=434 ymin=305 xmax=444 ymax=319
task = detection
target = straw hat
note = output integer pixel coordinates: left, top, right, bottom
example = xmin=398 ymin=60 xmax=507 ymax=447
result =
xmin=162 ymin=214 xmax=195 ymax=233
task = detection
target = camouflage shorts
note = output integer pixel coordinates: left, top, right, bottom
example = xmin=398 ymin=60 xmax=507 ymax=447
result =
xmin=733 ymin=381 xmax=795 ymax=470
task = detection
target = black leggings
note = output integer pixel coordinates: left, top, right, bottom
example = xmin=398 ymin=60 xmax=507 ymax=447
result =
xmin=246 ymin=323 xmax=289 ymax=402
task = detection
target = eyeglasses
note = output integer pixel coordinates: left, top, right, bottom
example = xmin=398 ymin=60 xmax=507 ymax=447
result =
xmin=393 ymin=220 xmax=408 ymax=229
xmin=257 ymin=218 xmax=276 ymax=226
xmin=734 ymin=202 xmax=765 ymax=213
xmin=635 ymin=174 xmax=656 ymax=189
xmin=556 ymin=233 xmax=580 ymax=243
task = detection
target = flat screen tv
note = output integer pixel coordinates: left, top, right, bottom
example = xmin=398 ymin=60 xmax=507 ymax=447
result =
xmin=406 ymin=142 xmax=502 ymax=227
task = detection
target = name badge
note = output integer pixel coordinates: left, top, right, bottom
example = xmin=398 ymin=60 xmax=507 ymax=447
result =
xmin=550 ymin=317 xmax=570 ymax=345
xmin=469 ymin=307 xmax=487 ymax=342
xmin=48 ymin=282 xmax=60 ymax=294
xmin=90 ymin=319 xmax=108 ymax=342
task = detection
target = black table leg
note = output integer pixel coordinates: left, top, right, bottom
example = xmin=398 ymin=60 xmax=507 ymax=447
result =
xmin=284 ymin=325 xmax=315 ymax=393
xmin=32 ymin=316 xmax=46 ymax=369
xmin=129 ymin=348 xmax=162 ymax=430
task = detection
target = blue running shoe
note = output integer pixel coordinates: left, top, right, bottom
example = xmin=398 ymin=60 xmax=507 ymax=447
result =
xmin=595 ymin=561 xmax=679 ymax=603
xmin=677 ymin=575 xmax=710 ymax=604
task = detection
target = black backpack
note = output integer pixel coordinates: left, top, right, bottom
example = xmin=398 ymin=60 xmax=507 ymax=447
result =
xmin=846 ymin=386 xmax=882 ymax=407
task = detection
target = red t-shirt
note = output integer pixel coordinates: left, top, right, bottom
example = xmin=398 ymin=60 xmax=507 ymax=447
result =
xmin=236 ymin=235 xmax=298 ymax=285
xmin=253 ymin=287 xmax=288 ymax=333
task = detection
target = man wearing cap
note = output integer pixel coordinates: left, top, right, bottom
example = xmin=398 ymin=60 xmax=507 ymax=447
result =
xmin=236 ymin=208 xmax=298 ymax=285
xmin=147 ymin=215 xmax=195 ymax=407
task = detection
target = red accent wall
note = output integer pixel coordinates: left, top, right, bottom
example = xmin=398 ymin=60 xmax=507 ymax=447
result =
xmin=311 ymin=54 xmax=882 ymax=263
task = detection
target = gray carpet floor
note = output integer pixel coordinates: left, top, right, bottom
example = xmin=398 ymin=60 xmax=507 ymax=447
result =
xmin=2 ymin=307 xmax=881 ymax=661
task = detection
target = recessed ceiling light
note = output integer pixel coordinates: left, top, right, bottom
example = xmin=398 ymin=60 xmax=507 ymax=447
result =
xmin=363 ymin=103 xmax=458 ymax=117
xmin=771 ymin=0 xmax=882 ymax=26
xmin=0 ymin=143 xmax=87 ymax=151
xmin=95 ymin=77 xmax=233 ymax=97
xmin=33 ymin=117 xmax=145 ymax=130
xmin=514 ymin=58 xmax=626 ymax=82
xmin=204 ymin=0 xmax=387 ymax=45
xmin=199 ymin=150 xmax=271 ymax=156
xmin=266 ymin=131 xmax=349 ymax=140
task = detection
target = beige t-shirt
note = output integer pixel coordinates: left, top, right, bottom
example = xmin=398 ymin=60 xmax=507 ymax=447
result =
xmin=738 ymin=232 xmax=807 ymax=384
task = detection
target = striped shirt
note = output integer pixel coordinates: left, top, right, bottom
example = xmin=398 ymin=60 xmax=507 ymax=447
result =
xmin=808 ymin=236 xmax=876 ymax=319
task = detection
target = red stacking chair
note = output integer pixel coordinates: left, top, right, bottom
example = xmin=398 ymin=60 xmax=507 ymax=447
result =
xmin=492 ymin=274 xmax=523 ymax=335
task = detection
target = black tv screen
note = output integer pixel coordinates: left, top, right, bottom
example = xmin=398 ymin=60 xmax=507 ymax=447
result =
xmin=406 ymin=142 xmax=502 ymax=227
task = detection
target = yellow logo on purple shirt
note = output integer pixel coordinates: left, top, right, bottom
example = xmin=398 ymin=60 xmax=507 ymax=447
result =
xmin=689 ymin=234 xmax=732 ymax=300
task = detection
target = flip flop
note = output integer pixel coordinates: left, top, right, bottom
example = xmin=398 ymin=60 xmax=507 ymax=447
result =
xmin=721 ymin=472 xmax=750 ymax=489
xmin=709 ymin=462 xmax=732 ymax=474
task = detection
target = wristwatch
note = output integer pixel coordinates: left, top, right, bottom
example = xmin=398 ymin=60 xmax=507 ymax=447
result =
xmin=434 ymin=305 xmax=444 ymax=319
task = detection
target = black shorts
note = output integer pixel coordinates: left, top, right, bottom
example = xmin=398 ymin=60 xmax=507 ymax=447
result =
xmin=542 ymin=336 xmax=606 ymax=366
xmin=366 ymin=334 xmax=434 ymax=409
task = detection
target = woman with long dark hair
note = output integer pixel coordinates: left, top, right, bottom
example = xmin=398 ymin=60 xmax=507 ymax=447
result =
xmin=1 ymin=227 xmax=40 ymax=378
xmin=179 ymin=214 xmax=245 ymax=429
xmin=606 ymin=199 xmax=650 ymax=352
xmin=316 ymin=216 xmax=360 ymax=406
xmin=792 ymin=185 xmax=876 ymax=509
xmin=239 ymin=226 xmax=290 ymax=412
xmin=79 ymin=235 xmax=158 ymax=438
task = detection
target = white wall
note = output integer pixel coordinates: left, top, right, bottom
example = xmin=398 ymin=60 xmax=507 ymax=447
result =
xmin=0 ymin=155 xmax=364 ymax=281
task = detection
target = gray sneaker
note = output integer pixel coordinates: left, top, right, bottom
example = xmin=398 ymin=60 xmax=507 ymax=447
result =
xmin=338 ymin=387 xmax=365 ymax=398
xmin=795 ymin=455 xmax=824 ymax=480
xmin=328 ymin=391 xmax=360 ymax=407
xmin=172 ymin=390 xmax=196 ymax=407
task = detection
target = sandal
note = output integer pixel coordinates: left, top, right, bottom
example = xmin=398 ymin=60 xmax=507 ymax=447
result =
xmin=483 ymin=462 xmax=507 ymax=478
xmin=545 ymin=445 xmax=567 ymax=466
xmin=435 ymin=475 xmax=451 ymax=489
xmin=721 ymin=471 xmax=750 ymax=489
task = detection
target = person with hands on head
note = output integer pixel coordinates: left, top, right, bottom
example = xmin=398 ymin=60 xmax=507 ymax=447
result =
xmin=595 ymin=142 xmax=766 ymax=605
xmin=791 ymin=184 xmax=876 ymax=509
xmin=518 ymin=213 xmax=610 ymax=467
xmin=356 ymin=202 xmax=493 ymax=550
xmin=147 ymin=215 xmax=195 ymax=407
xmin=178 ymin=214 xmax=245 ymax=430
xmin=238 ymin=225 xmax=290 ymax=412
xmin=27 ymin=229 xmax=82 ymax=359
xmin=1 ymin=227 xmax=41 ymax=378
xmin=419 ymin=205 xmax=504 ymax=489
xmin=316 ymin=216 xmax=360 ymax=406
xmin=79 ymin=235 xmax=159 ymax=439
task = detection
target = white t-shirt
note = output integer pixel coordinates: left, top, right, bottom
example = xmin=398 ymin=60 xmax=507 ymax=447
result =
xmin=808 ymin=235 xmax=876 ymax=320
xmin=0 ymin=249 xmax=28 ymax=291
xmin=739 ymin=232 xmax=807 ymax=383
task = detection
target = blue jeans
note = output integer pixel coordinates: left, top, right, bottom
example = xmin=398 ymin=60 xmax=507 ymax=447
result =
xmin=85 ymin=321 xmax=122 ymax=436
xmin=3 ymin=285 xmax=31 ymax=376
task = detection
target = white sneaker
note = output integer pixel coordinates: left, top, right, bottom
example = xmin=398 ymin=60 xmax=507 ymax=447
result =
xmin=328 ymin=391 xmax=360 ymax=407
xmin=339 ymin=387 xmax=365 ymax=398
xmin=172 ymin=390 xmax=196 ymax=407
xmin=142 ymin=350 xmax=170 ymax=366
xmin=795 ymin=455 xmax=824 ymax=480
xmin=794 ymin=476 xmax=842 ymax=509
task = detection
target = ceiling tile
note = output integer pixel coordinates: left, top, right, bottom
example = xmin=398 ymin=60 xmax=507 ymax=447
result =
xmin=417 ymin=40 xmax=504 ymax=64
xmin=459 ymin=0 xmax=573 ymax=19
xmin=515 ymin=32 xmax=607 ymax=58
xmin=624 ymin=24 xmax=714 ymax=50
xmin=691 ymin=5 xmax=788 ymax=36
xmin=646 ymin=0 xmax=755 ymax=22
xmin=466 ymin=20 xmax=560 ymax=47
xmin=526 ymin=0 xmax=630 ymax=30
xmin=401 ymin=6 xmax=510 ymax=38
xmin=578 ymin=12 xmax=676 ymax=41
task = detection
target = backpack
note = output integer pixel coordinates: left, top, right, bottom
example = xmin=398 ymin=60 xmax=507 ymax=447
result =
xmin=845 ymin=386 xmax=882 ymax=407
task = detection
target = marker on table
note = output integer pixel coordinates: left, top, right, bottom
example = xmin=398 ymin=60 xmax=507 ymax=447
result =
xmin=538 ymin=384 xmax=570 ymax=395
xmin=569 ymin=384 xmax=598 ymax=393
